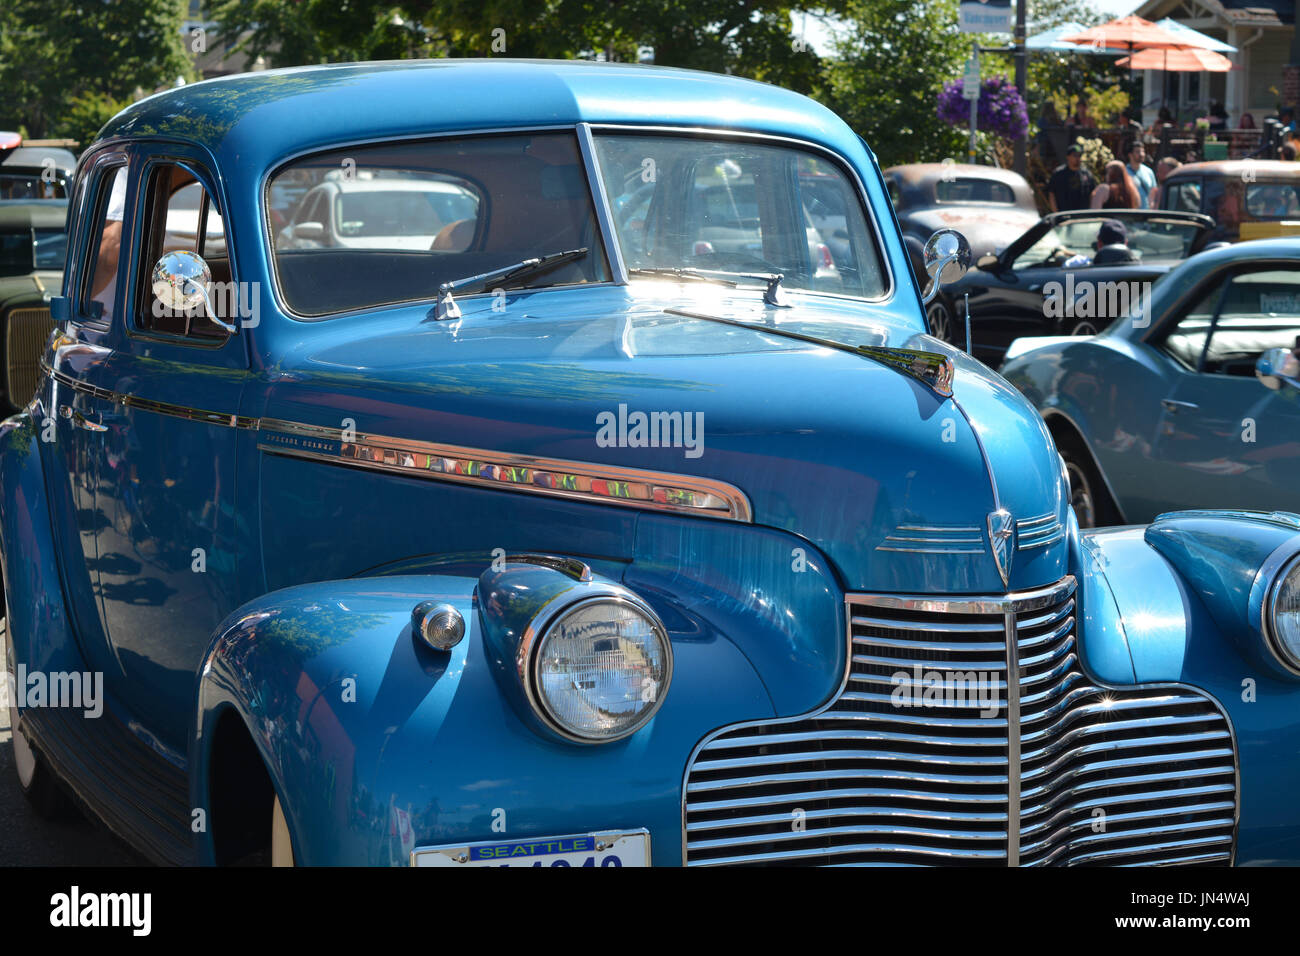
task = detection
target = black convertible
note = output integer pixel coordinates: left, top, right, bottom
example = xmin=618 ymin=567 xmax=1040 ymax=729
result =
xmin=927 ymin=208 xmax=1215 ymax=365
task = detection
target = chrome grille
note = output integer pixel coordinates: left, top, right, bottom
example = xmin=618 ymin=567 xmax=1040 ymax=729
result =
xmin=5 ymin=306 xmax=55 ymax=406
xmin=682 ymin=576 xmax=1237 ymax=866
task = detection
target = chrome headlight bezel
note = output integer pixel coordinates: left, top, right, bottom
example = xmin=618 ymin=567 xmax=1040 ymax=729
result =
xmin=517 ymin=587 xmax=673 ymax=745
xmin=1262 ymin=551 xmax=1300 ymax=675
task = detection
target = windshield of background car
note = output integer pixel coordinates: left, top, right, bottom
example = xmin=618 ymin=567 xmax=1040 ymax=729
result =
xmin=593 ymin=133 xmax=888 ymax=299
xmin=0 ymin=226 xmax=65 ymax=275
xmin=0 ymin=172 xmax=65 ymax=199
xmin=1012 ymin=218 xmax=1204 ymax=269
xmin=268 ymin=132 xmax=610 ymax=316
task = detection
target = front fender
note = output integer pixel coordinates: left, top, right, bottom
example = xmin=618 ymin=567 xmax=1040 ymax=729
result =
xmin=1075 ymin=511 xmax=1300 ymax=865
xmin=194 ymin=568 xmax=775 ymax=865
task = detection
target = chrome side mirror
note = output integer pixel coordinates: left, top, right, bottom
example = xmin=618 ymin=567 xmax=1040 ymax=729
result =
xmin=1256 ymin=346 xmax=1300 ymax=392
xmin=921 ymin=228 xmax=971 ymax=305
xmin=151 ymin=250 xmax=235 ymax=334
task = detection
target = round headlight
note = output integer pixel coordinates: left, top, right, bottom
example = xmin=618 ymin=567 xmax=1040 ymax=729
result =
xmin=1266 ymin=554 xmax=1300 ymax=672
xmin=524 ymin=595 xmax=672 ymax=743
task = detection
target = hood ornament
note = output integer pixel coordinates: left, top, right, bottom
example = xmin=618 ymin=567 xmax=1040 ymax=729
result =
xmin=988 ymin=508 xmax=1015 ymax=587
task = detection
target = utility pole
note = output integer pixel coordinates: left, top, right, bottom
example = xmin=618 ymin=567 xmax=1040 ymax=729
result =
xmin=1013 ymin=0 xmax=1027 ymax=175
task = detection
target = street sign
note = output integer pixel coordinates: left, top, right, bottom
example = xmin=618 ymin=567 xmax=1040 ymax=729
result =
xmin=959 ymin=0 xmax=1012 ymax=34
xmin=962 ymin=58 xmax=980 ymax=100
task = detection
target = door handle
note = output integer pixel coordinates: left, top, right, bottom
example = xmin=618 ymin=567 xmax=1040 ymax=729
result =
xmin=1161 ymin=399 xmax=1199 ymax=414
xmin=70 ymin=409 xmax=107 ymax=433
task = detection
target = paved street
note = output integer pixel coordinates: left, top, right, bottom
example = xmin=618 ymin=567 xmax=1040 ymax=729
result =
xmin=0 ymin=625 xmax=142 ymax=865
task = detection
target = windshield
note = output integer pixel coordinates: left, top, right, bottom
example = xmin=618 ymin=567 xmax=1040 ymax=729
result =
xmin=1013 ymin=217 xmax=1203 ymax=269
xmin=592 ymin=133 xmax=887 ymax=299
xmin=268 ymin=132 xmax=610 ymax=316
xmin=0 ymin=226 xmax=67 ymax=275
xmin=0 ymin=173 xmax=66 ymax=200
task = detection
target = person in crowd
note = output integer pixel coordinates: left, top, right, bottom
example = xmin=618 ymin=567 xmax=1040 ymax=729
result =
xmin=1048 ymin=143 xmax=1098 ymax=211
xmin=1148 ymin=157 xmax=1182 ymax=208
xmin=1124 ymin=141 xmax=1156 ymax=208
xmin=1281 ymin=142 xmax=1298 ymax=162
xmin=1091 ymin=159 xmax=1140 ymax=210
xmin=1239 ymin=112 xmax=1257 ymax=129
xmin=1063 ymin=218 xmax=1134 ymax=268
xmin=1068 ymin=95 xmax=1096 ymax=129
xmin=1034 ymin=101 xmax=1063 ymax=170
xmin=1207 ymin=101 xmax=1229 ymax=131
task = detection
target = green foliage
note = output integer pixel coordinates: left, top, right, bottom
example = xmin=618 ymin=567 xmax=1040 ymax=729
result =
xmin=209 ymin=1 xmax=837 ymax=93
xmin=818 ymin=0 xmax=970 ymax=168
xmin=0 ymin=0 xmax=194 ymax=142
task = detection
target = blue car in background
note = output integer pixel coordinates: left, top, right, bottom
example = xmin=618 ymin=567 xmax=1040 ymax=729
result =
xmin=4 ymin=61 xmax=1300 ymax=868
xmin=1002 ymin=239 xmax=1300 ymax=529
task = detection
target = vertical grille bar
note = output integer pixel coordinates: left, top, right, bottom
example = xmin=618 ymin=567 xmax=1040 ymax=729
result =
xmin=1003 ymin=607 xmax=1020 ymax=867
xmin=5 ymin=306 xmax=55 ymax=406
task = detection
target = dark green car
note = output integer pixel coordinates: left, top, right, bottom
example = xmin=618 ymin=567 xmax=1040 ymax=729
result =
xmin=0 ymin=200 xmax=66 ymax=413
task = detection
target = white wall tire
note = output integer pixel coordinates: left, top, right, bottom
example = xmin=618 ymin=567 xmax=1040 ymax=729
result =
xmin=271 ymin=794 xmax=295 ymax=866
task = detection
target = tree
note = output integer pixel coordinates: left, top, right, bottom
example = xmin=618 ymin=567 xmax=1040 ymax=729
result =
xmin=209 ymin=0 xmax=840 ymax=94
xmin=818 ymin=0 xmax=971 ymax=167
xmin=0 ymin=0 xmax=194 ymax=144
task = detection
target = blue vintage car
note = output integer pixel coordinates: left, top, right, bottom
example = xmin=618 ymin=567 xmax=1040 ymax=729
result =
xmin=3 ymin=60 xmax=1300 ymax=867
xmin=1001 ymin=238 xmax=1300 ymax=528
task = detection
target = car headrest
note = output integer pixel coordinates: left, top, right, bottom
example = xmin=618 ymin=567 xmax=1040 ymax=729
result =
xmin=1091 ymin=243 xmax=1140 ymax=266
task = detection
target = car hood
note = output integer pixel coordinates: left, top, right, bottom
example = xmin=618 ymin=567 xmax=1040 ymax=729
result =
xmin=901 ymin=206 xmax=1040 ymax=254
xmin=262 ymin=285 xmax=1068 ymax=593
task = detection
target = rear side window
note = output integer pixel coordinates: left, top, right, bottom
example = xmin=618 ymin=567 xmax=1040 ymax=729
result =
xmin=82 ymin=165 xmax=128 ymax=325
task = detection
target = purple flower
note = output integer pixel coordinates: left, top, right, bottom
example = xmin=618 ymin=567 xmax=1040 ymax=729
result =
xmin=936 ymin=75 xmax=1029 ymax=140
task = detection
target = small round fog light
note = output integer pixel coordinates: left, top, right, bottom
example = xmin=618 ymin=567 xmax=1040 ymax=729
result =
xmin=412 ymin=602 xmax=465 ymax=651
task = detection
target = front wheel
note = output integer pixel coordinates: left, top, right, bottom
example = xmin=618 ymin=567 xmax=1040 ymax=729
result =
xmin=1058 ymin=441 xmax=1121 ymax=529
xmin=926 ymin=298 xmax=958 ymax=345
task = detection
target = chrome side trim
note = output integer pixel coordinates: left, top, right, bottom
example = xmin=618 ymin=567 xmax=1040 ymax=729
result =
xmin=258 ymin=419 xmax=752 ymax=522
xmin=40 ymin=360 xmax=752 ymax=523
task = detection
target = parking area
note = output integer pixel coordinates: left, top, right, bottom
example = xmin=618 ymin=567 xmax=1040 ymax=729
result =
xmin=0 ymin=623 xmax=141 ymax=865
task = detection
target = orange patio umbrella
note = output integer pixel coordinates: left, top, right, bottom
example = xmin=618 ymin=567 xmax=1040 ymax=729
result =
xmin=1062 ymin=15 xmax=1198 ymax=52
xmin=1116 ymin=47 xmax=1233 ymax=72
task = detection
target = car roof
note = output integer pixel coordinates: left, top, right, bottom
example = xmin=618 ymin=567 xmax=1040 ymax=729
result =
xmin=95 ymin=59 xmax=862 ymax=171
xmin=884 ymin=163 xmax=1028 ymax=187
xmin=1165 ymin=160 xmax=1300 ymax=180
xmin=0 ymin=199 xmax=69 ymax=229
xmin=0 ymin=145 xmax=78 ymax=172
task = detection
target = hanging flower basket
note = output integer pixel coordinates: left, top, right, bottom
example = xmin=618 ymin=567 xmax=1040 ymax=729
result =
xmin=937 ymin=75 xmax=1029 ymax=141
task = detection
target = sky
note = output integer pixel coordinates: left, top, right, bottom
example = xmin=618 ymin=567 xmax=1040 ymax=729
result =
xmin=794 ymin=1 xmax=1145 ymax=54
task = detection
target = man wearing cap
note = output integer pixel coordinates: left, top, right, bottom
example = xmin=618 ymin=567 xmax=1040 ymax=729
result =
xmin=1048 ymin=144 xmax=1098 ymax=212
xmin=1063 ymin=219 xmax=1136 ymax=268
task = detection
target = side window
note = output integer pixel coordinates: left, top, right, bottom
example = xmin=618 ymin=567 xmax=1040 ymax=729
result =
xmin=1160 ymin=268 xmax=1300 ymax=375
xmin=135 ymin=163 xmax=233 ymax=339
xmin=82 ymin=165 xmax=129 ymax=325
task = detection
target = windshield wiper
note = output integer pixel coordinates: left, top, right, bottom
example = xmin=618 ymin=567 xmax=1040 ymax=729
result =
xmin=433 ymin=247 xmax=588 ymax=320
xmin=629 ymin=267 xmax=790 ymax=307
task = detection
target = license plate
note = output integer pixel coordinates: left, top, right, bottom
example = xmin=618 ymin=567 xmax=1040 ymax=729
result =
xmin=411 ymin=829 xmax=650 ymax=867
